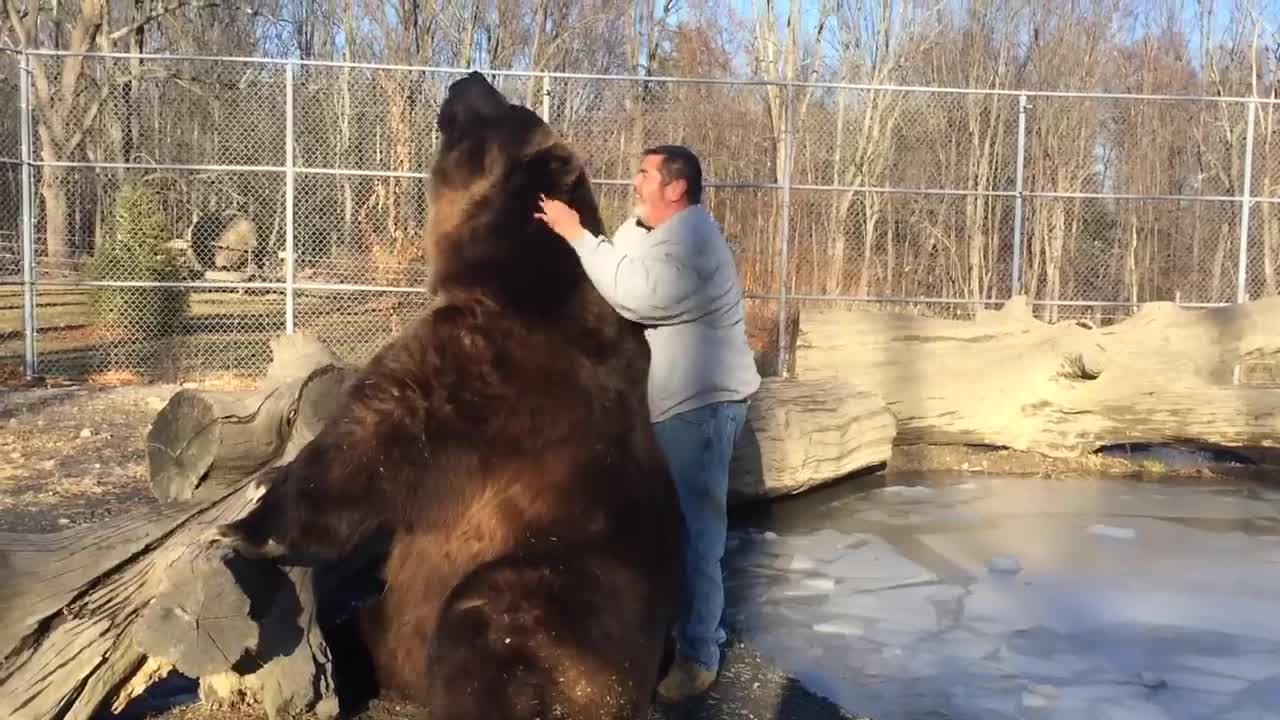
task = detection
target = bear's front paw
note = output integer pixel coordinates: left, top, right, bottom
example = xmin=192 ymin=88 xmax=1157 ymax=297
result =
xmin=211 ymin=519 xmax=288 ymax=560
xmin=246 ymin=477 xmax=271 ymax=504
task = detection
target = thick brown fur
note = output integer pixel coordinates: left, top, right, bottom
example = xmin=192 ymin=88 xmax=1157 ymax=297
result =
xmin=216 ymin=72 xmax=685 ymax=720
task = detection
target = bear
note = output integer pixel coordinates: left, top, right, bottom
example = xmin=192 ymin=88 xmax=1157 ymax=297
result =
xmin=215 ymin=71 xmax=686 ymax=720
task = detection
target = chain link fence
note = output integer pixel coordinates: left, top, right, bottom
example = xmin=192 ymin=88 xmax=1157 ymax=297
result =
xmin=2 ymin=49 xmax=1277 ymax=381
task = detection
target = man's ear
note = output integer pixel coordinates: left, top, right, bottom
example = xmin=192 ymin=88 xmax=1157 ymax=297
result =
xmin=663 ymin=177 xmax=688 ymax=204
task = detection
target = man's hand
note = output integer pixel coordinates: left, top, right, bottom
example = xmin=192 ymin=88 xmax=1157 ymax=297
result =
xmin=534 ymin=194 xmax=585 ymax=244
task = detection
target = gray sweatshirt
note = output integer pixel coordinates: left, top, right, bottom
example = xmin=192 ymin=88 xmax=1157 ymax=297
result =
xmin=569 ymin=204 xmax=762 ymax=423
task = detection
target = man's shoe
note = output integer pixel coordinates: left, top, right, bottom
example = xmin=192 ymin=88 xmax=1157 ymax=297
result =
xmin=655 ymin=657 xmax=717 ymax=703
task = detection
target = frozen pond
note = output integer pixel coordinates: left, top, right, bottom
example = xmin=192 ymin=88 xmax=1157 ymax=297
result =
xmin=724 ymin=473 xmax=1280 ymax=720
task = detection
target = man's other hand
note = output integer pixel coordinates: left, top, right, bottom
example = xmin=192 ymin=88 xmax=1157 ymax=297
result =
xmin=534 ymin=194 xmax=585 ymax=244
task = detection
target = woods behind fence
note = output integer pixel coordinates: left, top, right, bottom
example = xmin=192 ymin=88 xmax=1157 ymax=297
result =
xmin=1 ymin=49 xmax=1278 ymax=379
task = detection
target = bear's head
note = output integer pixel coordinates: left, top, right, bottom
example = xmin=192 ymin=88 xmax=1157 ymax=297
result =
xmin=425 ymin=71 xmax=606 ymax=318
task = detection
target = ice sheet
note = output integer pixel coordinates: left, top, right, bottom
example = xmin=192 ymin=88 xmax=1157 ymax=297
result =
xmin=723 ymin=475 xmax=1280 ymax=720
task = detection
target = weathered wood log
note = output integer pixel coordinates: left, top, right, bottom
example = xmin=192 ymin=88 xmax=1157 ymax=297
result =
xmin=796 ymin=295 xmax=1280 ymax=458
xmin=147 ymin=333 xmax=353 ymax=502
xmin=152 ymin=332 xmax=891 ymax=507
xmin=0 ymin=334 xmax=352 ymax=720
xmin=729 ymin=376 xmax=895 ymax=504
xmin=0 ymin=478 xmax=341 ymax=720
xmin=149 ymin=335 xmax=891 ymax=505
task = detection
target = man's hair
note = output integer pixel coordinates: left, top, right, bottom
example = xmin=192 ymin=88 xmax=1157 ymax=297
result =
xmin=642 ymin=144 xmax=703 ymax=205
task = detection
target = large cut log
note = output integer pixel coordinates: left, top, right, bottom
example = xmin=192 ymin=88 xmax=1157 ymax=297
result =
xmin=150 ymin=334 xmax=891 ymax=506
xmin=0 ymin=334 xmax=355 ymax=720
xmin=796 ymin=295 xmax=1280 ymax=458
xmin=729 ymin=376 xmax=895 ymax=504
xmin=147 ymin=333 xmax=354 ymax=502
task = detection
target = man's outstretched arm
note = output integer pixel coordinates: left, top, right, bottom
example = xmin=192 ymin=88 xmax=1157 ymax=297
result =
xmin=536 ymin=196 xmax=710 ymax=325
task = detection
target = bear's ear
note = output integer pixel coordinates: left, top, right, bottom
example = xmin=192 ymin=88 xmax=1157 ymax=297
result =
xmin=438 ymin=71 xmax=510 ymax=138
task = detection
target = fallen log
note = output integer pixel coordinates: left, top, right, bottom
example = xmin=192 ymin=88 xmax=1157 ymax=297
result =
xmin=155 ymin=333 xmax=891 ymax=506
xmin=796 ymin=295 xmax=1280 ymax=458
xmin=730 ymin=375 xmax=895 ymax=503
xmin=147 ymin=334 xmax=353 ymax=502
xmin=0 ymin=334 xmax=355 ymax=720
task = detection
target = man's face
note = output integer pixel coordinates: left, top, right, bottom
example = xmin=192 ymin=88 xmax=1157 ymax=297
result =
xmin=632 ymin=153 xmax=683 ymax=227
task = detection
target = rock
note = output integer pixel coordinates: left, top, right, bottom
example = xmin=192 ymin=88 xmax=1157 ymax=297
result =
xmin=79 ymin=428 xmax=93 ymax=438
xmin=728 ymin=375 xmax=896 ymax=504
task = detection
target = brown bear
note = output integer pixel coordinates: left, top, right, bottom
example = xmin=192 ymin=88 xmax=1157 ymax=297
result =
xmin=215 ymin=71 xmax=685 ymax=720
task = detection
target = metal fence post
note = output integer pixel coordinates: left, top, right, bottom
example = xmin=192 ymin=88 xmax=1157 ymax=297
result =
xmin=1011 ymin=94 xmax=1028 ymax=299
xmin=18 ymin=50 xmax=37 ymax=377
xmin=1236 ymin=99 xmax=1255 ymax=304
xmin=776 ymin=82 xmax=794 ymax=378
xmin=284 ymin=61 xmax=296 ymax=333
xmin=541 ymin=72 xmax=551 ymax=123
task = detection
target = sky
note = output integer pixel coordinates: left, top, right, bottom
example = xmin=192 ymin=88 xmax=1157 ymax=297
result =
xmin=337 ymin=0 xmax=1280 ymax=81
xmin=719 ymin=0 xmax=1278 ymax=74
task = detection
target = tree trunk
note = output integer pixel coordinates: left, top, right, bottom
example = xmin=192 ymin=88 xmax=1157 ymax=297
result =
xmin=1211 ymin=221 xmax=1229 ymax=301
xmin=1264 ymin=202 xmax=1278 ymax=297
xmin=338 ymin=2 xmax=355 ymax=255
xmin=39 ymin=168 xmax=70 ymax=262
xmin=1127 ymin=215 xmax=1139 ymax=305
xmin=827 ymin=90 xmax=847 ymax=295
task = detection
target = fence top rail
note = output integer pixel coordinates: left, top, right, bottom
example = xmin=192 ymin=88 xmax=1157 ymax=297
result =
xmin=4 ymin=46 xmax=1280 ymax=105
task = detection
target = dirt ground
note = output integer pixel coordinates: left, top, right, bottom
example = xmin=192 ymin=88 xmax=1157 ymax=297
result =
xmin=0 ymin=378 xmax=180 ymax=533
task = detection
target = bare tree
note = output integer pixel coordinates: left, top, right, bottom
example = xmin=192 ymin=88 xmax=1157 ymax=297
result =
xmin=818 ymin=0 xmax=944 ymax=297
xmin=751 ymin=0 xmax=830 ymax=294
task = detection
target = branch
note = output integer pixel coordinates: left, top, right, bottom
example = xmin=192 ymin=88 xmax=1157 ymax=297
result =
xmin=0 ymin=4 xmax=11 ymax=44
xmin=108 ymin=0 xmax=210 ymax=42
xmin=2 ymin=0 xmax=33 ymax=48
xmin=793 ymin=2 xmax=832 ymax=125
xmin=62 ymin=78 xmax=114 ymax=156
xmin=533 ymin=14 xmax=613 ymax=71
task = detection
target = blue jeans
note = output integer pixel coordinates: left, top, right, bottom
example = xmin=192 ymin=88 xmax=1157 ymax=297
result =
xmin=652 ymin=399 xmax=749 ymax=673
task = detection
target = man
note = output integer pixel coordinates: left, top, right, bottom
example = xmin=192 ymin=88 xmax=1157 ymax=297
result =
xmin=535 ymin=145 xmax=761 ymax=702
